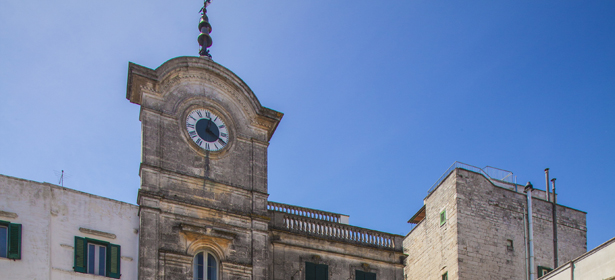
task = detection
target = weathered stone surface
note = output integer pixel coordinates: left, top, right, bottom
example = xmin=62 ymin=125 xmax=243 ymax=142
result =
xmin=405 ymin=169 xmax=587 ymax=280
xmin=131 ymin=56 xmax=283 ymax=280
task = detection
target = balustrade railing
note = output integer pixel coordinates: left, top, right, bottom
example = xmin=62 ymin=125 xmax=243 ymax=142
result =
xmin=269 ymin=211 xmax=401 ymax=251
xmin=267 ymin=201 xmax=344 ymax=223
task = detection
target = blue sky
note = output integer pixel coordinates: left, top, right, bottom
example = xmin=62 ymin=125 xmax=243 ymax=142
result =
xmin=1 ymin=1 xmax=613 ymax=250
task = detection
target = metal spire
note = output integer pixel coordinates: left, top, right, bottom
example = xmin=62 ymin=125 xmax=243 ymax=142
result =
xmin=198 ymin=0 xmax=213 ymax=58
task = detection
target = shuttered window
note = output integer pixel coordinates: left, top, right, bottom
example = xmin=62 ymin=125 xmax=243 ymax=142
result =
xmin=537 ymin=266 xmax=553 ymax=277
xmin=305 ymin=262 xmax=328 ymax=280
xmin=0 ymin=220 xmax=21 ymax=260
xmin=74 ymin=236 xmax=121 ymax=279
xmin=356 ymin=270 xmax=376 ymax=280
xmin=440 ymin=209 xmax=447 ymax=226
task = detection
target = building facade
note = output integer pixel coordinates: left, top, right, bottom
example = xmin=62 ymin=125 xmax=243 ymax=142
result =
xmin=405 ymin=164 xmax=587 ymax=280
xmin=0 ymin=174 xmax=139 ymax=279
xmin=0 ymin=56 xmax=588 ymax=280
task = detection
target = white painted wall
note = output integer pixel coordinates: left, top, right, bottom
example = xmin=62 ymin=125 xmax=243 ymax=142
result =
xmin=539 ymin=236 xmax=615 ymax=280
xmin=0 ymin=174 xmax=139 ymax=279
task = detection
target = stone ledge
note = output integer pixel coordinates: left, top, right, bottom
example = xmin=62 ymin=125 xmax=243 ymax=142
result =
xmin=0 ymin=210 xmax=18 ymax=219
xmin=79 ymin=227 xmax=117 ymax=239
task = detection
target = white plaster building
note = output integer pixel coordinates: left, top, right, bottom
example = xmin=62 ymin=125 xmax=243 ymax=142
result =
xmin=0 ymin=175 xmax=139 ymax=279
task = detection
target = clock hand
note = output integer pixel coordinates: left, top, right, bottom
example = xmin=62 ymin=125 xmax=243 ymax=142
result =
xmin=204 ymin=119 xmax=212 ymax=132
xmin=205 ymin=119 xmax=218 ymax=138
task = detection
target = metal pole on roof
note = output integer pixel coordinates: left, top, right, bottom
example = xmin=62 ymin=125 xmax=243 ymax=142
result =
xmin=552 ymin=178 xmax=559 ymax=269
xmin=525 ymin=182 xmax=536 ymax=280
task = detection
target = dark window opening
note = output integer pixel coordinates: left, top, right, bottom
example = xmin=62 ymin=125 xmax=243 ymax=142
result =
xmin=305 ymin=262 xmax=328 ymax=280
xmin=356 ymin=270 xmax=376 ymax=280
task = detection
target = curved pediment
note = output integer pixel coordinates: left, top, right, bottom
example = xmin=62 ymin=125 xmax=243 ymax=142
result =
xmin=127 ymin=56 xmax=283 ymax=141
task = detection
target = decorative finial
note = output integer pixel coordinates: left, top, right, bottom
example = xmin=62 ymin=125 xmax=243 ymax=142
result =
xmin=198 ymin=0 xmax=213 ymax=58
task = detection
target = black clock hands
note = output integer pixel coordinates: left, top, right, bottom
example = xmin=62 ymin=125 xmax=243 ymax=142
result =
xmin=187 ymin=109 xmax=228 ymax=151
xmin=205 ymin=118 xmax=218 ymax=139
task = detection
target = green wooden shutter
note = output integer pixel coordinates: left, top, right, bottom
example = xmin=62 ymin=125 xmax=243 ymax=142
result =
xmin=74 ymin=236 xmax=87 ymax=273
xmin=107 ymin=243 xmax=121 ymax=279
xmin=356 ymin=270 xmax=365 ymax=280
xmin=305 ymin=262 xmax=315 ymax=280
xmin=440 ymin=210 xmax=446 ymax=225
xmin=7 ymin=223 xmax=21 ymax=259
xmin=357 ymin=271 xmax=375 ymax=280
xmin=315 ymin=263 xmax=328 ymax=280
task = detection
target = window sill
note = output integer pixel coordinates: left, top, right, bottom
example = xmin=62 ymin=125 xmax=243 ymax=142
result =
xmin=51 ymin=267 xmax=115 ymax=279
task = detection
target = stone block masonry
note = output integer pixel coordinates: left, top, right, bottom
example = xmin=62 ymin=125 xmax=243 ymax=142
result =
xmin=405 ymin=168 xmax=586 ymax=280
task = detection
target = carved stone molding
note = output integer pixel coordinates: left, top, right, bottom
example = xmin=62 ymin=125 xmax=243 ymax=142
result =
xmin=180 ymin=223 xmax=237 ymax=240
xmin=0 ymin=210 xmax=18 ymax=219
xmin=159 ymin=250 xmax=192 ymax=267
xmin=222 ymin=261 xmax=253 ymax=278
xmin=79 ymin=227 xmax=117 ymax=239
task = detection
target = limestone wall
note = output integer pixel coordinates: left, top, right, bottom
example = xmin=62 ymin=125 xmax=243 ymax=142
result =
xmin=271 ymin=230 xmax=404 ymax=280
xmin=405 ymin=168 xmax=587 ymax=280
xmin=403 ymin=170 xmax=459 ymax=280
xmin=456 ymin=169 xmax=528 ymax=280
xmin=131 ymin=57 xmax=281 ymax=280
xmin=455 ymin=169 xmax=586 ymax=280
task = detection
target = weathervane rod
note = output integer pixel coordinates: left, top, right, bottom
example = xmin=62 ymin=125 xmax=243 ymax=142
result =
xmin=198 ymin=0 xmax=213 ymax=58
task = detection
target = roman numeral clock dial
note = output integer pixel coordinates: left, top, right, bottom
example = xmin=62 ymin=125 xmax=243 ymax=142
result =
xmin=185 ymin=109 xmax=229 ymax=152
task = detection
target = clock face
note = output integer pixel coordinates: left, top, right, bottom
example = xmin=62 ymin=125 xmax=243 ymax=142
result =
xmin=185 ymin=109 xmax=229 ymax=152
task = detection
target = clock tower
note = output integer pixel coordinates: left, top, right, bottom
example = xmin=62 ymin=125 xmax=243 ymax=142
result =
xmin=126 ymin=55 xmax=283 ymax=279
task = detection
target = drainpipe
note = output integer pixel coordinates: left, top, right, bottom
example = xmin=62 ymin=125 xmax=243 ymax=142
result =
xmin=525 ymin=182 xmax=536 ymax=280
xmin=523 ymin=212 xmax=529 ymax=280
xmin=545 ymin=168 xmax=550 ymax=202
xmin=552 ymin=178 xmax=558 ymax=268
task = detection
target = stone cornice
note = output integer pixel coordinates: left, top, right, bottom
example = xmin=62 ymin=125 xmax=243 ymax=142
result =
xmin=126 ymin=57 xmax=283 ymax=141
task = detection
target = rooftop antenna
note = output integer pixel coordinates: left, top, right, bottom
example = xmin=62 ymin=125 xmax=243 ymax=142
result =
xmin=59 ymin=170 xmax=64 ymax=187
xmin=54 ymin=169 xmax=71 ymax=187
xmin=198 ymin=0 xmax=213 ymax=58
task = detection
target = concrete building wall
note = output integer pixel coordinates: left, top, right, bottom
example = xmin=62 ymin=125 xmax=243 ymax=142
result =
xmin=404 ymin=170 xmax=459 ymax=280
xmin=0 ymin=174 xmax=139 ymax=280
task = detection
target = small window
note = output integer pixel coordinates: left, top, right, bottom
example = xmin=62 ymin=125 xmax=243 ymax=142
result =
xmin=506 ymin=239 xmax=514 ymax=251
xmin=537 ymin=266 xmax=553 ymax=277
xmin=0 ymin=220 xmax=21 ymax=260
xmin=88 ymin=243 xmax=107 ymax=276
xmin=440 ymin=209 xmax=447 ymax=226
xmin=356 ymin=270 xmax=376 ymax=280
xmin=305 ymin=262 xmax=328 ymax=280
xmin=193 ymin=251 xmax=218 ymax=280
xmin=73 ymin=236 xmax=121 ymax=278
xmin=442 ymin=272 xmax=448 ymax=280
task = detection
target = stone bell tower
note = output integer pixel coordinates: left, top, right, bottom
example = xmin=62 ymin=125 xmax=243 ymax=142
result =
xmin=126 ymin=4 xmax=283 ymax=279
